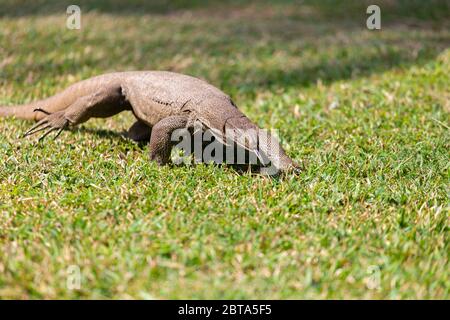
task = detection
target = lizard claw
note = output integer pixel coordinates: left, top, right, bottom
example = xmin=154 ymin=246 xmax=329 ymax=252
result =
xmin=23 ymin=111 xmax=70 ymax=142
xmin=33 ymin=108 xmax=51 ymax=115
xmin=37 ymin=122 xmax=69 ymax=142
xmin=23 ymin=118 xmax=50 ymax=137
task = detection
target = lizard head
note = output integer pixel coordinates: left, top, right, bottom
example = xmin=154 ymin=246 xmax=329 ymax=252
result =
xmin=224 ymin=116 xmax=301 ymax=176
xmin=198 ymin=97 xmax=301 ymax=175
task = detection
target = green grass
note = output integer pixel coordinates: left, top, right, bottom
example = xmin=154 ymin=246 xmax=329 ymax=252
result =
xmin=0 ymin=0 xmax=449 ymax=299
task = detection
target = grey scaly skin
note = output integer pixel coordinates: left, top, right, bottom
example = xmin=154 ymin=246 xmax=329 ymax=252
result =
xmin=0 ymin=71 xmax=300 ymax=173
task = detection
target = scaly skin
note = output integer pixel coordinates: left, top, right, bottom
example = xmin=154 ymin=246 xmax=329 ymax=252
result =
xmin=0 ymin=71 xmax=300 ymax=173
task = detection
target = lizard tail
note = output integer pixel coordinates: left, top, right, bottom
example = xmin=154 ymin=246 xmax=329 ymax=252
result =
xmin=0 ymin=104 xmax=40 ymax=120
xmin=0 ymin=91 xmax=74 ymax=121
xmin=0 ymin=76 xmax=102 ymax=121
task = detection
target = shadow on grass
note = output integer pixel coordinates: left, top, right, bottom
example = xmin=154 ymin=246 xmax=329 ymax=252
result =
xmin=1 ymin=0 xmax=448 ymax=95
xmin=220 ymin=46 xmax=443 ymax=95
xmin=1 ymin=0 xmax=449 ymax=21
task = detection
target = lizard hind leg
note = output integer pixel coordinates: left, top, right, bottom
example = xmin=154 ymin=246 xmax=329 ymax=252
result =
xmin=23 ymin=110 xmax=69 ymax=142
xmin=23 ymin=84 xmax=128 ymax=142
xmin=126 ymin=120 xmax=152 ymax=143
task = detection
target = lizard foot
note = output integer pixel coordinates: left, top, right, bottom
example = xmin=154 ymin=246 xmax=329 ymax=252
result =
xmin=23 ymin=109 xmax=70 ymax=142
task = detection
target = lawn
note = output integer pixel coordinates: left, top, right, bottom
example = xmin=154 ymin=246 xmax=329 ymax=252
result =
xmin=0 ymin=0 xmax=449 ymax=299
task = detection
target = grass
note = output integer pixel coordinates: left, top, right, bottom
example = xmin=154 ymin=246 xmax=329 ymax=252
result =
xmin=0 ymin=0 xmax=449 ymax=299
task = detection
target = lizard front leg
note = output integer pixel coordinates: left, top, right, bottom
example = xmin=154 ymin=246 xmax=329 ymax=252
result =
xmin=23 ymin=85 xmax=127 ymax=141
xmin=149 ymin=115 xmax=189 ymax=165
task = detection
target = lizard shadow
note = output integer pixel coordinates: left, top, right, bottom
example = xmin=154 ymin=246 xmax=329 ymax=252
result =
xmin=72 ymin=126 xmax=130 ymax=141
xmin=72 ymin=126 xmax=152 ymax=150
